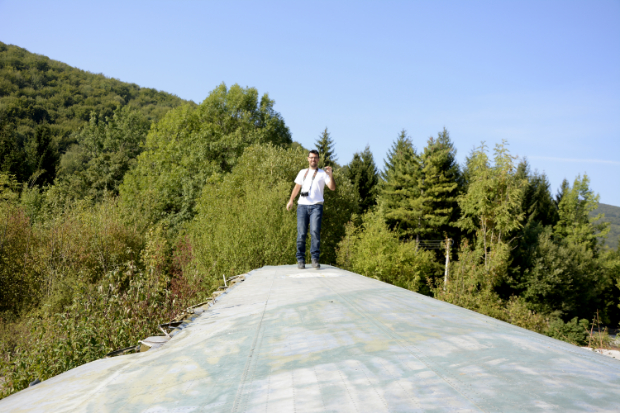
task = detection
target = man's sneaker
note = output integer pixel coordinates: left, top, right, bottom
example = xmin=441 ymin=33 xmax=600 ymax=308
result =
xmin=311 ymin=259 xmax=320 ymax=269
xmin=297 ymin=261 xmax=305 ymax=269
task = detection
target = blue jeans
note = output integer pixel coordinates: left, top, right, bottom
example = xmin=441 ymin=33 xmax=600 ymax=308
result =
xmin=296 ymin=204 xmax=323 ymax=262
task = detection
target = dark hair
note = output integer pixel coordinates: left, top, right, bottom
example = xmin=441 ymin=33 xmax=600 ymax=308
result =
xmin=308 ymin=149 xmax=320 ymax=157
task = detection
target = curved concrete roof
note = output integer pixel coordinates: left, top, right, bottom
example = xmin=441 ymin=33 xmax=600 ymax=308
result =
xmin=2 ymin=265 xmax=620 ymax=412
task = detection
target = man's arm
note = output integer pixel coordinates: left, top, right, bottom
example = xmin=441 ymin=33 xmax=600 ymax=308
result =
xmin=325 ymin=166 xmax=336 ymax=191
xmin=287 ymin=184 xmax=302 ymax=210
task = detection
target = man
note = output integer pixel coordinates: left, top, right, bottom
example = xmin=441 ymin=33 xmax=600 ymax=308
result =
xmin=286 ymin=150 xmax=336 ymax=269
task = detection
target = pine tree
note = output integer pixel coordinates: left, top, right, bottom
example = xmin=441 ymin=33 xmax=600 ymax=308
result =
xmin=315 ymin=128 xmax=337 ymax=168
xmin=555 ymin=178 xmax=570 ymax=207
xmin=509 ymin=160 xmax=560 ymax=295
xmin=345 ymin=145 xmax=379 ymax=214
xmin=378 ymin=133 xmax=423 ymax=239
xmin=416 ymin=128 xmax=461 ymax=240
xmin=382 ymin=129 xmax=411 ymax=180
xmin=517 ymin=160 xmax=558 ymax=228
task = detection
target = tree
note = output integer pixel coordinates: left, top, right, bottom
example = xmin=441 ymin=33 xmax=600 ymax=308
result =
xmin=382 ymin=129 xmax=411 ymax=181
xmin=336 ymin=209 xmax=436 ymax=294
xmin=0 ymin=41 xmax=188 ymax=186
xmin=0 ymin=120 xmax=26 ymax=181
xmin=120 ymin=83 xmax=292 ymax=231
xmin=345 ymin=145 xmax=379 ymax=214
xmin=555 ymin=178 xmax=570 ymax=207
xmin=456 ymin=141 xmax=527 ymax=271
xmin=507 ymin=161 xmax=560 ymax=296
xmin=554 ymin=175 xmax=608 ymax=251
xmin=378 ymin=133 xmax=423 ymax=239
xmin=416 ymin=128 xmax=461 ymax=240
xmin=522 ymin=227 xmax=607 ymax=320
xmin=25 ymin=125 xmax=57 ymax=186
xmin=379 ymin=129 xmax=461 ymax=242
xmin=54 ymin=106 xmax=150 ymax=201
xmin=315 ymin=128 xmax=337 ymax=168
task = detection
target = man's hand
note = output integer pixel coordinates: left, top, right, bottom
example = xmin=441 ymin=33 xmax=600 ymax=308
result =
xmin=287 ymin=184 xmax=302 ymax=210
xmin=324 ymin=166 xmax=336 ymax=191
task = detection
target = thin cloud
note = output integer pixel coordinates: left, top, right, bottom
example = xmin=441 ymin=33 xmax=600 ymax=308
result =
xmin=529 ymin=156 xmax=620 ymax=166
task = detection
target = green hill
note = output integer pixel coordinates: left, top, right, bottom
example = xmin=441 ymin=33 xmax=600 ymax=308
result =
xmin=591 ymin=203 xmax=620 ymax=250
xmin=0 ymin=41 xmax=191 ymax=184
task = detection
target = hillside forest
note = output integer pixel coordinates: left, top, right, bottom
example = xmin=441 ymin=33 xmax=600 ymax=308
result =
xmin=1 ymin=42 xmax=620 ymax=399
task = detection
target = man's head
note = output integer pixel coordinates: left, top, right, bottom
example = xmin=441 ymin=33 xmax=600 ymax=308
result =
xmin=308 ymin=150 xmax=319 ymax=169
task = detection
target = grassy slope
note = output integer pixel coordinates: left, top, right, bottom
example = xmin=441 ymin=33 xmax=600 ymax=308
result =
xmin=592 ymin=203 xmax=620 ymax=250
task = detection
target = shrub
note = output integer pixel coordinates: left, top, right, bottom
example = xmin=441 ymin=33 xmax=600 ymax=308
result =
xmin=546 ymin=317 xmax=589 ymax=346
xmin=0 ymin=260 xmax=202 ymax=398
xmin=337 ymin=209 xmax=437 ymax=295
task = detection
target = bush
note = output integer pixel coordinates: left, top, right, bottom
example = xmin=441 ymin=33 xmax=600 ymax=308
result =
xmin=337 ymin=209 xmax=437 ymax=294
xmin=546 ymin=317 xmax=589 ymax=346
xmin=0 ymin=259 xmax=201 ymax=398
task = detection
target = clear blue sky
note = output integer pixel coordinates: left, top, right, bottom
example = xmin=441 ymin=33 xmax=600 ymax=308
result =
xmin=1 ymin=0 xmax=619 ymax=205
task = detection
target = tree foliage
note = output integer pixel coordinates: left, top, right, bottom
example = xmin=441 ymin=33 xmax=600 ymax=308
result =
xmin=0 ymin=41 xmax=187 ymax=184
xmin=53 ymin=106 xmax=150 ymax=201
xmin=315 ymin=127 xmax=338 ymax=168
xmin=416 ymin=128 xmax=461 ymax=240
xmin=378 ymin=131 xmax=423 ymax=238
xmin=344 ymin=145 xmax=379 ymax=214
xmin=337 ymin=209 xmax=437 ymax=295
xmin=120 ymin=83 xmax=292 ymax=230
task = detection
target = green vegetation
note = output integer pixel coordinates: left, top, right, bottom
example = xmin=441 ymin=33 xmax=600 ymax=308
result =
xmin=190 ymin=144 xmax=357 ymax=280
xmin=0 ymin=41 xmax=188 ymax=186
xmin=592 ymin=203 xmax=620 ymax=250
xmin=343 ymin=145 xmax=379 ymax=214
xmin=339 ymin=137 xmax=620 ymax=344
xmin=120 ymin=83 xmax=292 ymax=232
xmin=315 ymin=128 xmax=338 ymax=168
xmin=1 ymin=43 xmax=620 ymax=400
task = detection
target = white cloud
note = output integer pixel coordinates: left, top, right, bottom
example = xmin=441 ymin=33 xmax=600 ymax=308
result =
xmin=529 ymin=156 xmax=620 ymax=166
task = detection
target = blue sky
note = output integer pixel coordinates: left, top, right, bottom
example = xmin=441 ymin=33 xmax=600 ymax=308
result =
xmin=1 ymin=0 xmax=619 ymax=205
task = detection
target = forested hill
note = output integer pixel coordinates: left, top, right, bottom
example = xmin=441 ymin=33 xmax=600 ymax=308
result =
xmin=0 ymin=41 xmax=190 ymax=185
xmin=593 ymin=203 xmax=620 ymax=250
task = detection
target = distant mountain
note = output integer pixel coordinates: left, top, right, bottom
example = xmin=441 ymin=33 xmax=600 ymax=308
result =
xmin=592 ymin=203 xmax=620 ymax=250
xmin=0 ymin=41 xmax=191 ymax=183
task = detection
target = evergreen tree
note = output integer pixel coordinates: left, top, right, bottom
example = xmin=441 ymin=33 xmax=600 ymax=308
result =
xmin=416 ymin=128 xmax=461 ymax=240
xmin=508 ymin=161 xmax=560 ymax=297
xmin=555 ymin=178 xmax=570 ymax=207
xmin=315 ymin=128 xmax=337 ymax=168
xmin=345 ymin=145 xmax=379 ymax=214
xmin=514 ymin=160 xmax=559 ymax=232
xmin=382 ymin=129 xmax=411 ymax=180
xmin=378 ymin=134 xmax=423 ymax=239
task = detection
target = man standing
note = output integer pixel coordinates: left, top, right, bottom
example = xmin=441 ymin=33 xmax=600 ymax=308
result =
xmin=286 ymin=150 xmax=336 ymax=269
